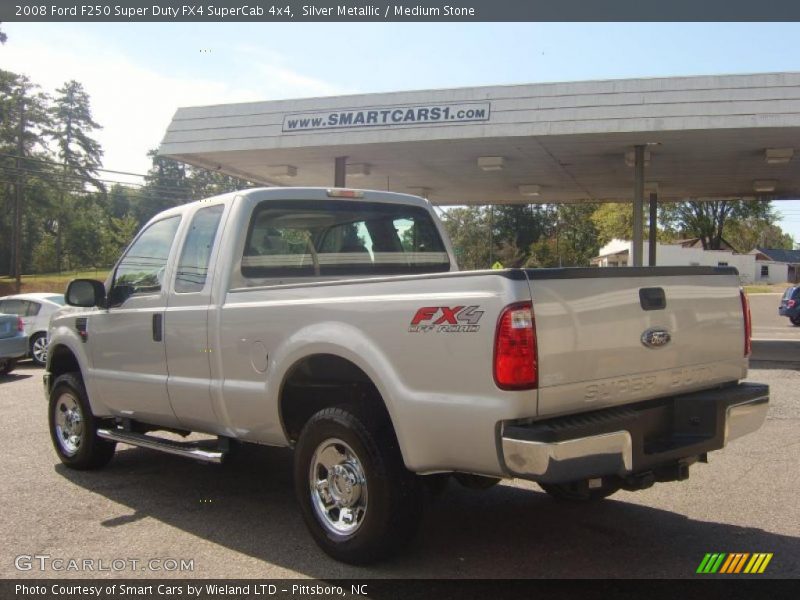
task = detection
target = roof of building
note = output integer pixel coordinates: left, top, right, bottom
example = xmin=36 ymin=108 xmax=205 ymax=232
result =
xmin=159 ymin=72 xmax=800 ymax=206
xmin=755 ymin=248 xmax=800 ymax=263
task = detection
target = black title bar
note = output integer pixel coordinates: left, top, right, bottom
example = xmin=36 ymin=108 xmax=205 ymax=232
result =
xmin=4 ymin=0 xmax=800 ymax=22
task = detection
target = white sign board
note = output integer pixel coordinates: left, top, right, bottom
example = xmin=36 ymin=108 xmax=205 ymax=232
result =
xmin=283 ymin=102 xmax=491 ymax=132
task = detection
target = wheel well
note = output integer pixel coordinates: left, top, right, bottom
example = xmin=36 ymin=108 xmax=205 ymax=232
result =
xmin=48 ymin=345 xmax=81 ymax=385
xmin=280 ymin=354 xmax=390 ymax=443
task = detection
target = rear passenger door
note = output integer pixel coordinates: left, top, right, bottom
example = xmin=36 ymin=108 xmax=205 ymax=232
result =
xmin=164 ymin=203 xmax=227 ymax=432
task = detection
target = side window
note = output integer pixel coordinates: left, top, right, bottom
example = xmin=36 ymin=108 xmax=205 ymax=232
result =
xmin=112 ymin=216 xmax=181 ymax=302
xmin=25 ymin=301 xmax=41 ymax=316
xmin=175 ymin=205 xmax=224 ymax=293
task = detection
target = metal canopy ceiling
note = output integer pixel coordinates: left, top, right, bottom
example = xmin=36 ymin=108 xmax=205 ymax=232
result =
xmin=159 ymin=72 xmax=800 ymax=205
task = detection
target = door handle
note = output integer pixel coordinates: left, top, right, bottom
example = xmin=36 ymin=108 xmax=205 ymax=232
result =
xmin=152 ymin=313 xmax=163 ymax=342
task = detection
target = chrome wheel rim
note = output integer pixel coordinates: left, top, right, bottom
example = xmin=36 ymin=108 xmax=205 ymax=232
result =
xmin=54 ymin=392 xmax=84 ymax=456
xmin=32 ymin=336 xmax=48 ymax=364
xmin=309 ymin=438 xmax=368 ymax=536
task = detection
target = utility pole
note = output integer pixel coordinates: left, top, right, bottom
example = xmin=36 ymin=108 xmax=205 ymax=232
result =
xmin=14 ymin=93 xmax=25 ymax=293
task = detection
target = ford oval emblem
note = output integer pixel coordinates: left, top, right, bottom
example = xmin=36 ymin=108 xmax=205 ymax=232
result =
xmin=641 ymin=328 xmax=671 ymax=348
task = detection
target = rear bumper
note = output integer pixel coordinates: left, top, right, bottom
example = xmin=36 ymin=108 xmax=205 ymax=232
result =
xmin=778 ymin=306 xmax=799 ymax=317
xmin=500 ymin=382 xmax=768 ymax=484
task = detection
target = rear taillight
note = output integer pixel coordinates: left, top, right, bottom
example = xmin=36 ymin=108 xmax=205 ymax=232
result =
xmin=17 ymin=317 xmax=24 ymax=332
xmin=740 ymin=290 xmax=752 ymax=358
xmin=788 ymin=299 xmax=797 ymax=309
xmin=494 ymin=302 xmax=537 ymax=389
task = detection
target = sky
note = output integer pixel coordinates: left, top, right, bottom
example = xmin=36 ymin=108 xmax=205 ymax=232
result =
xmin=3 ymin=21 xmax=800 ymax=242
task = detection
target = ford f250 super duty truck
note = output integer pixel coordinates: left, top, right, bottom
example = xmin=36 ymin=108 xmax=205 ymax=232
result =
xmin=45 ymin=187 xmax=769 ymax=563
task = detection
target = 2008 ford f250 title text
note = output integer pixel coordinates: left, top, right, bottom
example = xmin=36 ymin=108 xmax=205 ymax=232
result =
xmin=44 ymin=187 xmax=769 ymax=563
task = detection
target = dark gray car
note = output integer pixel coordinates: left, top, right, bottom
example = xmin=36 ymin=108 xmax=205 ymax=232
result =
xmin=778 ymin=286 xmax=800 ymax=326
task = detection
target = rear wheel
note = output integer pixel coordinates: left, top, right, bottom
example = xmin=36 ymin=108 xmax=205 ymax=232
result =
xmin=790 ymin=316 xmax=800 ymax=326
xmin=48 ymin=372 xmax=116 ymax=470
xmin=540 ymin=479 xmax=621 ymax=502
xmin=0 ymin=358 xmax=16 ymax=377
xmin=294 ymin=406 xmax=422 ymax=564
xmin=30 ymin=332 xmax=48 ymax=367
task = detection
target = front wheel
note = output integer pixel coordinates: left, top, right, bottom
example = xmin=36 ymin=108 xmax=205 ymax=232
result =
xmin=294 ymin=406 xmax=422 ymax=564
xmin=540 ymin=479 xmax=621 ymax=502
xmin=30 ymin=332 xmax=48 ymax=367
xmin=48 ymin=372 xmax=116 ymax=470
xmin=790 ymin=316 xmax=800 ymax=326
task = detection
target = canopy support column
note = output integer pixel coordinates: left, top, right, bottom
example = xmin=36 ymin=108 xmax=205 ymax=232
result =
xmin=648 ymin=192 xmax=658 ymax=266
xmin=632 ymin=145 xmax=645 ymax=267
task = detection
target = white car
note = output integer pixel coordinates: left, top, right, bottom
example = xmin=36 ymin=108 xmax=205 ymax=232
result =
xmin=0 ymin=293 xmax=65 ymax=366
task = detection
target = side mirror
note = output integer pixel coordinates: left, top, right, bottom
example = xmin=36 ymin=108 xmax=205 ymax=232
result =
xmin=65 ymin=279 xmax=106 ymax=308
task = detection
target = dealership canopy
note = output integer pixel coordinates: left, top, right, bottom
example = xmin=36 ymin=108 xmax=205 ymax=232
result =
xmin=159 ymin=72 xmax=800 ymax=265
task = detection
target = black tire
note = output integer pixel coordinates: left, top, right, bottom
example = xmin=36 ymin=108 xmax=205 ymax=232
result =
xmin=453 ymin=473 xmax=501 ymax=490
xmin=540 ymin=479 xmax=621 ymax=502
xmin=48 ymin=372 xmax=116 ymax=470
xmin=0 ymin=358 xmax=16 ymax=377
xmin=294 ymin=405 xmax=422 ymax=564
xmin=791 ymin=316 xmax=800 ymax=326
xmin=29 ymin=332 xmax=48 ymax=367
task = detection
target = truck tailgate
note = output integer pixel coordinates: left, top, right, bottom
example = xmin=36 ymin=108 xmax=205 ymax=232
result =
xmin=526 ymin=267 xmax=748 ymax=417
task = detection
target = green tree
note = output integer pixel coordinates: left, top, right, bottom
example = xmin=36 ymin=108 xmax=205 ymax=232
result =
xmin=528 ymin=204 xmax=600 ymax=267
xmin=724 ymin=217 xmax=793 ymax=252
xmin=591 ymin=203 xmax=634 ymax=245
xmin=659 ymin=199 xmax=773 ymax=251
xmin=134 ymin=150 xmax=192 ymax=224
xmin=189 ymin=167 xmax=252 ymax=199
xmin=0 ymin=70 xmax=54 ymax=278
xmin=492 ymin=204 xmax=554 ymax=263
xmin=46 ymin=80 xmax=105 ymax=271
xmin=440 ymin=206 xmax=491 ymax=270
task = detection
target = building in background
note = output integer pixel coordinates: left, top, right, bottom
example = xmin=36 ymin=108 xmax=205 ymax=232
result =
xmin=592 ymin=239 xmax=797 ymax=284
xmin=749 ymin=248 xmax=800 ymax=283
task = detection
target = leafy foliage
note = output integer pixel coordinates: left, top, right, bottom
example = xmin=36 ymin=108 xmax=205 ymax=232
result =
xmin=659 ymin=199 xmax=774 ymax=251
xmin=0 ymin=69 xmax=253 ymax=283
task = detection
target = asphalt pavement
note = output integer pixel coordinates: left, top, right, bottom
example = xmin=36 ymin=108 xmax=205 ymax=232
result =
xmin=0 ymin=294 xmax=797 ymax=579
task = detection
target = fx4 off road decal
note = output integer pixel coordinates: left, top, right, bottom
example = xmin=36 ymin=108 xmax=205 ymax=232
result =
xmin=408 ymin=306 xmax=484 ymax=333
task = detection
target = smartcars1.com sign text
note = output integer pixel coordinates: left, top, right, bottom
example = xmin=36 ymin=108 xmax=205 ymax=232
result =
xmin=283 ymin=102 xmax=491 ymax=132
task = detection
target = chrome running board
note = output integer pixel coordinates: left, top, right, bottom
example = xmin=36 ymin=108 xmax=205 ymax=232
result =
xmin=97 ymin=429 xmax=225 ymax=464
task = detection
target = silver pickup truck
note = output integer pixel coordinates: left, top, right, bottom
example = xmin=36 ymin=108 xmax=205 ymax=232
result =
xmin=45 ymin=187 xmax=768 ymax=563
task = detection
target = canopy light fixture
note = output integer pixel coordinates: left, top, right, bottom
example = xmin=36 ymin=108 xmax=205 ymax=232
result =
xmin=478 ymin=156 xmax=505 ymax=171
xmin=753 ymin=179 xmax=777 ymax=193
xmin=765 ymin=148 xmax=794 ymax=165
xmin=265 ymin=165 xmax=297 ymax=178
xmin=345 ymin=163 xmax=371 ymax=177
xmin=625 ymin=150 xmax=651 ymax=167
xmin=518 ymin=184 xmax=541 ymax=196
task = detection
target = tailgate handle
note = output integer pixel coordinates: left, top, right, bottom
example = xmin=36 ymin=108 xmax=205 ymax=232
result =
xmin=152 ymin=313 xmax=163 ymax=342
xmin=639 ymin=287 xmax=666 ymax=311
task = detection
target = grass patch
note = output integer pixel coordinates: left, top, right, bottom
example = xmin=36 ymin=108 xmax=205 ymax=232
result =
xmin=744 ymin=284 xmax=787 ymax=294
xmin=0 ymin=270 xmax=109 ymax=296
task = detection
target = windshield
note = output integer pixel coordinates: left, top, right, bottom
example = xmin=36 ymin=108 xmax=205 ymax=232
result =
xmin=45 ymin=295 xmax=65 ymax=305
